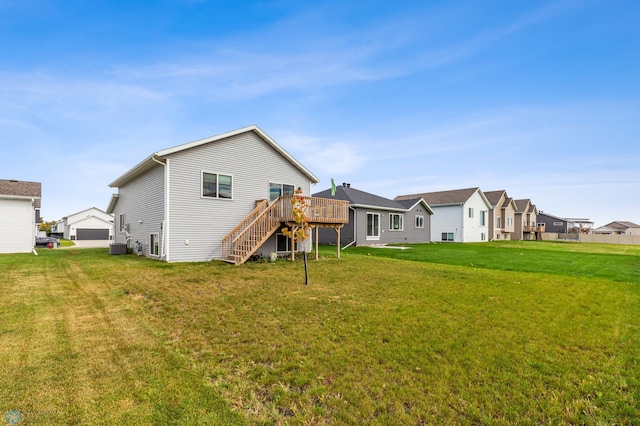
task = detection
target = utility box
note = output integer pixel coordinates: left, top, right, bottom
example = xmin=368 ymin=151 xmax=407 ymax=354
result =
xmin=109 ymin=243 xmax=127 ymax=255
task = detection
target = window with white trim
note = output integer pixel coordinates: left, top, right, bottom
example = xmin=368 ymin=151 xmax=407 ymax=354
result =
xmin=480 ymin=210 xmax=486 ymax=226
xmin=415 ymin=215 xmax=424 ymax=228
xmin=468 ymin=208 xmax=474 ymax=218
xmin=481 ymin=232 xmax=486 ymax=241
xmin=150 ymin=233 xmax=160 ymax=256
xmin=119 ymin=213 xmax=125 ymax=233
xmin=442 ymin=232 xmax=454 ymax=242
xmin=269 ymin=182 xmax=295 ymax=202
xmin=389 ymin=213 xmax=404 ymax=231
xmin=366 ymin=213 xmax=380 ymax=240
xmin=202 ymin=172 xmax=233 ymax=199
xmin=276 ymin=233 xmax=298 ymax=252
xmin=496 ymin=217 xmax=501 ymax=228
xmin=507 ymin=217 xmax=513 ymax=226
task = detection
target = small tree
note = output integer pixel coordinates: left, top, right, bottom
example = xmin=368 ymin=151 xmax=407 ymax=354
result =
xmin=281 ymin=188 xmax=311 ymax=285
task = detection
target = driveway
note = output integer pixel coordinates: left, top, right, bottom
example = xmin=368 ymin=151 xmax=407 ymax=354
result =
xmin=63 ymin=240 xmax=112 ymax=249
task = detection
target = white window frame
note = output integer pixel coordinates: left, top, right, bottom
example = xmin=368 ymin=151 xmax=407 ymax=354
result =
xmin=276 ymin=233 xmax=298 ymax=253
xmin=496 ymin=217 xmax=501 ymax=228
xmin=366 ymin=212 xmax=380 ymax=240
xmin=442 ymin=232 xmax=454 ymax=242
xmin=415 ymin=215 xmax=424 ymax=229
xmin=507 ymin=217 xmax=513 ymax=226
xmin=481 ymin=232 xmax=486 ymax=241
xmin=468 ymin=208 xmax=474 ymax=218
xmin=269 ymin=182 xmax=296 ymax=202
xmin=480 ymin=210 xmax=486 ymax=226
xmin=389 ymin=213 xmax=404 ymax=231
xmin=202 ymin=171 xmax=233 ymax=200
xmin=150 ymin=233 xmax=160 ymax=256
xmin=119 ymin=213 xmax=125 ymax=233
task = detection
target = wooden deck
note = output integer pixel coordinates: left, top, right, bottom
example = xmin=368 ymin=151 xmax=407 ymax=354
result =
xmin=221 ymin=196 xmax=349 ymax=264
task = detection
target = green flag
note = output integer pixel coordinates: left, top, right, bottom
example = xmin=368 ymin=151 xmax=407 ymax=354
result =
xmin=331 ymin=178 xmax=336 ymax=196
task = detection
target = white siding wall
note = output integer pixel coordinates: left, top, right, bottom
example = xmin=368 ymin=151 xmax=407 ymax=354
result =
xmin=68 ymin=216 xmax=114 ymax=239
xmin=463 ymin=192 xmax=490 ymax=242
xmin=166 ymin=131 xmax=313 ymax=262
xmin=430 ymin=205 xmax=463 ymax=242
xmin=112 ymin=165 xmax=165 ymax=256
xmin=0 ymin=199 xmax=35 ymax=253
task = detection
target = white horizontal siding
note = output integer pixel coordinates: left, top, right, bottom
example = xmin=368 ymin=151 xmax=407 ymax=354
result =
xmin=0 ymin=199 xmax=34 ymax=253
xmin=111 ymin=165 xmax=165 ymax=256
xmin=167 ymin=131 xmax=313 ymax=262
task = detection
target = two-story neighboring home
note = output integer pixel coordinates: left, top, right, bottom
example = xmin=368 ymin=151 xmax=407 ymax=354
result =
xmin=0 ymin=179 xmax=42 ymax=254
xmin=594 ymin=221 xmax=640 ymax=235
xmin=484 ymin=190 xmax=516 ymax=240
xmin=54 ymin=207 xmax=114 ymax=240
xmin=106 ymin=125 xmax=348 ymax=263
xmin=513 ymin=199 xmax=542 ymax=240
xmin=395 ymin=187 xmax=491 ymax=243
xmin=312 ymin=183 xmax=433 ymax=246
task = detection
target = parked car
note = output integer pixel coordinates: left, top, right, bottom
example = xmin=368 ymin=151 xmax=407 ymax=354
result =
xmin=35 ymin=236 xmax=60 ymax=247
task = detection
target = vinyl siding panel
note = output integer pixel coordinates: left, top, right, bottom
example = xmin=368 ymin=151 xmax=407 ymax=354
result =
xmin=111 ymin=165 xmax=165 ymax=257
xmin=430 ymin=205 xmax=463 ymax=242
xmin=463 ymin=192 xmax=490 ymax=242
xmin=0 ymin=199 xmax=35 ymax=253
xmin=166 ymin=131 xmax=313 ymax=262
xmin=317 ymin=209 xmax=355 ymax=245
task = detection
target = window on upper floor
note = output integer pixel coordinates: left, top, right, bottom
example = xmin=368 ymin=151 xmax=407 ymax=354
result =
xmin=202 ymin=172 xmax=233 ymax=199
xmin=119 ymin=213 xmax=125 ymax=233
xmin=269 ymin=182 xmax=295 ymax=202
xmin=468 ymin=208 xmax=474 ymax=218
xmin=480 ymin=210 xmax=486 ymax=226
xmin=507 ymin=217 xmax=513 ymax=226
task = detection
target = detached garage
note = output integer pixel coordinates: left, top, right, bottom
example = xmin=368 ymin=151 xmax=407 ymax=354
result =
xmin=76 ymin=228 xmax=110 ymax=240
xmin=57 ymin=207 xmax=114 ymax=241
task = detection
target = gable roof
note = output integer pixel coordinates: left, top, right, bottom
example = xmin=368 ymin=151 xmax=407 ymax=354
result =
xmin=109 ymin=125 xmax=319 ymax=188
xmin=605 ymin=221 xmax=640 ymax=230
xmin=483 ymin=190 xmax=507 ymax=208
xmin=395 ymin=187 xmax=487 ymax=208
xmin=513 ymin=199 xmax=531 ymax=214
xmin=313 ymin=185 xmax=433 ymax=214
xmin=0 ymin=179 xmax=42 ymax=208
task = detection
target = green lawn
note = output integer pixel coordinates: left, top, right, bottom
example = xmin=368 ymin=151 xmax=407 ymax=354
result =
xmin=0 ymin=242 xmax=639 ymax=424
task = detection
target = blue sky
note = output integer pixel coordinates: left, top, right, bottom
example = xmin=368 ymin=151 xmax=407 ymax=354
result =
xmin=1 ymin=0 xmax=638 ymax=227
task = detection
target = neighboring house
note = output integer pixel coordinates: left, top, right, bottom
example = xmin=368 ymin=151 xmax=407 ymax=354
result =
xmin=312 ymin=183 xmax=433 ymax=246
xmin=106 ymin=125 xmax=348 ymax=263
xmin=484 ymin=190 xmax=516 ymax=240
xmin=395 ymin=187 xmax=491 ymax=243
xmin=593 ymin=221 xmax=640 ymax=235
xmin=55 ymin=207 xmax=114 ymax=240
xmin=536 ymin=213 xmax=593 ymax=234
xmin=513 ymin=199 xmax=542 ymax=240
xmin=0 ymin=179 xmax=41 ymax=254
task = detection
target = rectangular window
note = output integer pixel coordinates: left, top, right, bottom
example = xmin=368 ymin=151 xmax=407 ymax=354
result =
xmin=276 ymin=233 xmax=297 ymax=252
xmin=481 ymin=232 xmax=486 ymax=241
xmin=496 ymin=217 xmax=501 ymax=228
xmin=119 ymin=213 xmax=125 ymax=232
xmin=202 ymin=172 xmax=233 ymax=199
xmin=150 ymin=233 xmax=159 ymax=256
xmin=507 ymin=217 xmax=513 ymax=226
xmin=389 ymin=213 xmax=403 ymax=231
xmin=497 ymin=234 xmax=501 ymax=240
xmin=366 ymin=213 xmax=380 ymax=240
xmin=468 ymin=208 xmax=474 ymax=218
xmin=441 ymin=232 xmax=454 ymax=242
xmin=554 ymin=222 xmax=563 ymax=226
xmin=480 ymin=210 xmax=486 ymax=226
xmin=415 ymin=215 xmax=424 ymax=228
xmin=269 ymin=182 xmax=295 ymax=202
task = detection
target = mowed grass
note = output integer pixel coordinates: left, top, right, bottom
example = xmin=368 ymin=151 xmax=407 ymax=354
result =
xmin=0 ymin=242 xmax=638 ymax=424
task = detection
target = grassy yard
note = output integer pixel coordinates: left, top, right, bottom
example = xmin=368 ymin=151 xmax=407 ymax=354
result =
xmin=0 ymin=242 xmax=638 ymax=424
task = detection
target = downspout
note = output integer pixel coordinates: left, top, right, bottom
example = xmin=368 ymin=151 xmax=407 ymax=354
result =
xmin=151 ymin=155 xmax=168 ymax=260
xmin=341 ymin=205 xmax=357 ymax=250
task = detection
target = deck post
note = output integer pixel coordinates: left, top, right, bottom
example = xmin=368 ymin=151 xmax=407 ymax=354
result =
xmin=336 ymin=227 xmax=341 ymax=259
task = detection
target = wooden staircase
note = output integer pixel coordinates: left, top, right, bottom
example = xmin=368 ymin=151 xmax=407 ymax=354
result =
xmin=221 ymin=200 xmax=280 ymax=264
xmin=221 ymin=196 xmax=350 ymax=265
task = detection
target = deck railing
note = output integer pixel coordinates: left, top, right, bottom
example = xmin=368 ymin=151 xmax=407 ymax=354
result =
xmin=221 ymin=196 xmax=349 ymax=264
